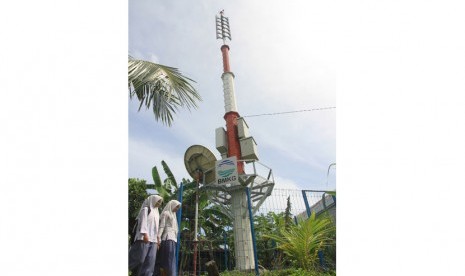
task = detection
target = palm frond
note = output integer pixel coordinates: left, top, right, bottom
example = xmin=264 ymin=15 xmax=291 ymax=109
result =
xmin=128 ymin=56 xmax=202 ymax=126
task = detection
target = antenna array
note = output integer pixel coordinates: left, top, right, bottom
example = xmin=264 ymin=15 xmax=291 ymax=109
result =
xmin=216 ymin=11 xmax=232 ymax=43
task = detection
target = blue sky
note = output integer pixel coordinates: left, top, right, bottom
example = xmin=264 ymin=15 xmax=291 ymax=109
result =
xmin=129 ymin=0 xmax=336 ymax=190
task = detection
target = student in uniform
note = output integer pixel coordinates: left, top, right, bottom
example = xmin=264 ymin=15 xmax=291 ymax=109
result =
xmin=157 ymin=200 xmax=181 ymax=276
xmin=129 ymin=195 xmax=163 ymax=276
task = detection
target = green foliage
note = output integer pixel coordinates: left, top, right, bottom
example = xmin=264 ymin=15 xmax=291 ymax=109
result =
xmin=152 ymin=160 xmax=182 ymax=203
xmin=128 ymin=56 xmax=202 ymax=126
xmin=325 ymin=191 xmax=336 ymax=196
xmin=152 ymin=165 xmax=170 ymax=201
xmin=128 ymin=178 xmax=148 ymax=235
xmin=219 ymin=269 xmax=335 ymax=276
xmin=264 ymin=212 xmax=335 ymax=271
xmin=219 ymin=271 xmax=255 ymax=276
xmin=262 ymin=268 xmax=336 ymax=276
xmin=152 ymin=161 xmax=231 ymax=235
xmin=162 ymin=160 xmax=177 ymax=190
xmin=318 ymin=212 xmax=336 ymax=270
xmin=131 ymin=161 xmax=232 ymax=273
xmin=284 ymin=196 xmax=293 ymax=230
xmin=254 ymin=212 xmax=283 ymax=269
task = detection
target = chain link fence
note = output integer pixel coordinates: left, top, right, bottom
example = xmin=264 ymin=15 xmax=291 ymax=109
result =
xmin=169 ymin=187 xmax=335 ymax=275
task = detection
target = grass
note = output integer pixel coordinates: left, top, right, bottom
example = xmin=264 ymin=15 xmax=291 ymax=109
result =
xmin=220 ymin=268 xmax=336 ymax=276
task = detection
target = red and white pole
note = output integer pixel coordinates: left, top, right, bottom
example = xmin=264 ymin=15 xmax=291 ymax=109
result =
xmin=216 ymin=12 xmax=256 ymax=271
xmin=220 ymin=44 xmax=244 ymax=174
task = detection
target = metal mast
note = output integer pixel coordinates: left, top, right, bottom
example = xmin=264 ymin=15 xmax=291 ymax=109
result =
xmin=215 ymin=10 xmax=254 ymax=271
xmin=215 ymin=10 xmax=244 ymax=174
xmin=183 ymin=14 xmax=275 ymax=273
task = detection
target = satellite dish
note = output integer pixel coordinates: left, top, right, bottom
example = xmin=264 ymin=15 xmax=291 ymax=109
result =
xmin=184 ymin=145 xmax=217 ymax=184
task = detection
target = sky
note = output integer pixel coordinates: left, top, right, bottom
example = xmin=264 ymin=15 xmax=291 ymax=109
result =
xmin=128 ymin=0 xmax=337 ymax=191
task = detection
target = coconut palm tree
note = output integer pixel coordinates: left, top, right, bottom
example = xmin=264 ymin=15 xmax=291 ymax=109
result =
xmin=128 ymin=56 xmax=202 ymax=126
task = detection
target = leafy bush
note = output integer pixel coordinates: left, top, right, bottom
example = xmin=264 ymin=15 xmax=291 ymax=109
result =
xmin=128 ymin=178 xmax=148 ymax=239
xmin=262 ymin=268 xmax=336 ymax=276
xmin=219 ymin=268 xmax=335 ymax=276
xmin=219 ymin=271 xmax=255 ymax=276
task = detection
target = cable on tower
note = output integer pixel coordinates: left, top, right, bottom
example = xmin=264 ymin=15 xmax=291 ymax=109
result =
xmin=240 ymin=106 xmax=336 ymax=118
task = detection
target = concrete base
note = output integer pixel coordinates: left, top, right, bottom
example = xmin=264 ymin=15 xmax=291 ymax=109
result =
xmin=231 ymin=189 xmax=255 ymax=271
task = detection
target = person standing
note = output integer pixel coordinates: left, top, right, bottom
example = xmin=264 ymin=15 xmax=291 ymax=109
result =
xmin=157 ymin=200 xmax=181 ymax=276
xmin=129 ymin=195 xmax=163 ymax=276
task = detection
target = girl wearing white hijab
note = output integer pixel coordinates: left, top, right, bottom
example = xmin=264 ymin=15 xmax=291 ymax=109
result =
xmin=157 ymin=200 xmax=181 ymax=276
xmin=129 ymin=195 xmax=163 ymax=276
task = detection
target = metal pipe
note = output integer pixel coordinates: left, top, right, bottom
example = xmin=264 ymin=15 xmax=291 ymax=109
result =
xmin=175 ymin=182 xmax=184 ymax=276
xmin=302 ymin=190 xmax=312 ymax=219
xmin=302 ymin=189 xmax=336 ymax=193
xmin=192 ymin=172 xmax=200 ymax=276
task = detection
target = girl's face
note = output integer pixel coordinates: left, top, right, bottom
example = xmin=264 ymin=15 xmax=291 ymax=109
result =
xmin=172 ymin=205 xmax=180 ymax=212
xmin=155 ymin=200 xmax=162 ymax=208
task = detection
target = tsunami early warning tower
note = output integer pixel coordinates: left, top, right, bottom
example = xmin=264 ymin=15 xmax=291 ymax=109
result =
xmin=212 ymin=10 xmax=275 ymax=271
xmin=183 ymin=11 xmax=275 ymax=273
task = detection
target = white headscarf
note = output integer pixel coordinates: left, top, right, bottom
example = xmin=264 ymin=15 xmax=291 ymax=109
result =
xmin=161 ymin=200 xmax=181 ymax=232
xmin=138 ymin=195 xmax=163 ymax=224
xmin=139 ymin=195 xmax=163 ymax=212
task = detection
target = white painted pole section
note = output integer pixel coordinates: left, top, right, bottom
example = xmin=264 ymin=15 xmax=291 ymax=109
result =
xmin=221 ymin=72 xmax=238 ymax=113
xmin=194 ymin=187 xmax=199 ymax=242
xmin=231 ymin=189 xmax=255 ymax=271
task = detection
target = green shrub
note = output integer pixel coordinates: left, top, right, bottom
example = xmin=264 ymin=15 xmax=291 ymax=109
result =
xmin=220 ymin=270 xmax=255 ymax=276
xmin=264 ymin=212 xmax=335 ymax=271
xmin=220 ymin=268 xmax=335 ymax=276
xmin=264 ymin=268 xmax=335 ymax=276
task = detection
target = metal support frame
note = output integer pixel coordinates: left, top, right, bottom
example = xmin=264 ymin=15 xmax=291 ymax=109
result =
xmin=302 ymin=190 xmax=337 ymax=219
xmin=191 ymin=159 xmax=273 ymax=272
xmin=301 ymin=189 xmax=336 ymax=271
xmin=200 ymin=159 xmax=275 ymax=219
xmin=193 ymin=171 xmax=202 ymax=276
xmin=302 ymin=190 xmax=312 ymax=219
xmin=318 ymin=250 xmax=326 ymax=270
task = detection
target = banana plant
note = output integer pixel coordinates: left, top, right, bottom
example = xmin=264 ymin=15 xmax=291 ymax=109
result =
xmin=152 ymin=160 xmax=179 ymax=202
